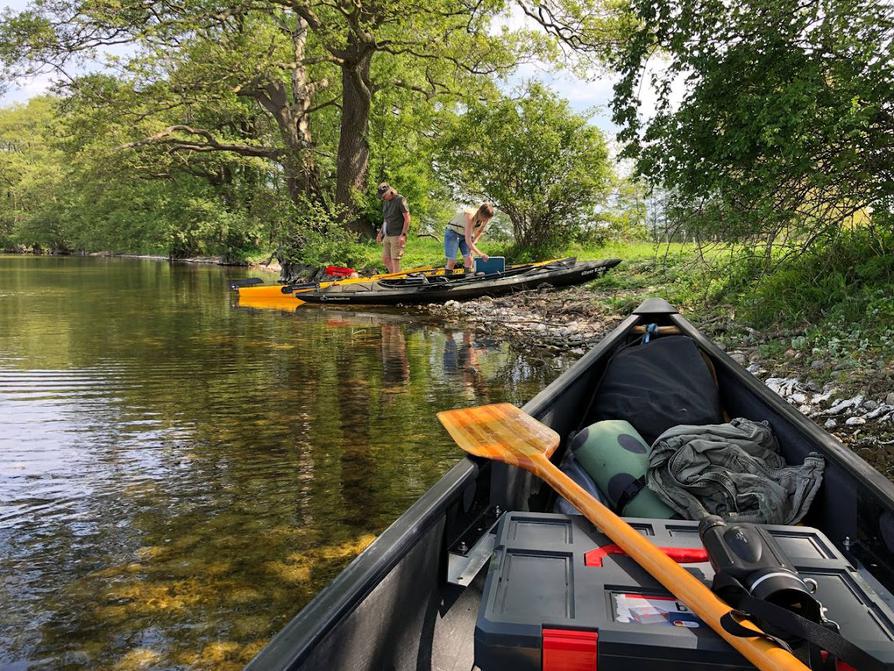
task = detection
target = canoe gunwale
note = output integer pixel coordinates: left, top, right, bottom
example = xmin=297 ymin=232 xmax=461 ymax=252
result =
xmin=246 ymin=458 xmax=480 ymax=669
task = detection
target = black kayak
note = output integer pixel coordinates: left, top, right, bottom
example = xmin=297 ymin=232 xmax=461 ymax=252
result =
xmin=295 ymin=258 xmax=621 ymax=305
xmin=247 ymin=299 xmax=894 ymax=670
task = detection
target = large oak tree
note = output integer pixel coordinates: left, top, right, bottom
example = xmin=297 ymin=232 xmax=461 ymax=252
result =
xmin=1 ymin=0 xmax=535 ymax=232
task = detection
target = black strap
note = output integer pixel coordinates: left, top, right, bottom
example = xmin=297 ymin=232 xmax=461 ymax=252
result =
xmin=720 ymin=609 xmax=794 ymax=653
xmin=715 ymin=573 xmax=894 ymax=670
xmin=616 ymin=475 xmax=646 ymax=513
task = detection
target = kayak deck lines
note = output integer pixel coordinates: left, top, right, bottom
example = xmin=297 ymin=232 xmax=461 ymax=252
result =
xmin=295 ymin=258 xmax=621 ymax=305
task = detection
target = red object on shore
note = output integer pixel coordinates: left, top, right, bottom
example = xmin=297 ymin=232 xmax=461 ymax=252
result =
xmin=325 ymin=265 xmax=356 ymax=277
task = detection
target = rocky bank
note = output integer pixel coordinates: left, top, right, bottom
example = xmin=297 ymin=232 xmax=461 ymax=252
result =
xmin=418 ymin=285 xmax=894 ymax=479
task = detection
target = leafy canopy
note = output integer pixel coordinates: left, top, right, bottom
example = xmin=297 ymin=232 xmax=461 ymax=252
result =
xmin=611 ymin=0 xmax=894 ymax=256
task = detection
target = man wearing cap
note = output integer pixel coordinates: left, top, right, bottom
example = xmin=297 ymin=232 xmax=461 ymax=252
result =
xmin=375 ymin=182 xmax=411 ymax=273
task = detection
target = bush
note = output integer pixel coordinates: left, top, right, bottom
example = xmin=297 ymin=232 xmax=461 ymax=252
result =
xmin=272 ymin=196 xmax=365 ymax=268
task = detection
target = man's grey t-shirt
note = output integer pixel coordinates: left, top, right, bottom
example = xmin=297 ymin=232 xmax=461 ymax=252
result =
xmin=382 ymin=194 xmax=409 ymax=236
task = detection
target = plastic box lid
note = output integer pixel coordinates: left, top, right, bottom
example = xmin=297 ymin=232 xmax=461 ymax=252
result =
xmin=473 ymin=257 xmax=506 ymax=274
xmin=476 ymin=512 xmax=894 ymax=671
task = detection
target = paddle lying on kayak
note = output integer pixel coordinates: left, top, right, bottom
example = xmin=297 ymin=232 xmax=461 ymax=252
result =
xmin=437 ymin=403 xmax=808 ymax=671
xmin=287 ymin=264 xmax=444 ymax=294
xmin=290 ymin=256 xmax=578 ymax=297
xmin=233 ymin=264 xmax=443 ymax=299
xmin=235 ymin=257 xmax=578 ymax=302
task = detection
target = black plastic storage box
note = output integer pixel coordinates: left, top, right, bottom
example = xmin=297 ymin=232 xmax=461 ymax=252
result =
xmin=476 ymin=512 xmax=894 ymax=671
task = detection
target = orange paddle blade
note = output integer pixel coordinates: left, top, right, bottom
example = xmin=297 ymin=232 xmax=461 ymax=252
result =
xmin=437 ymin=403 xmax=559 ymax=471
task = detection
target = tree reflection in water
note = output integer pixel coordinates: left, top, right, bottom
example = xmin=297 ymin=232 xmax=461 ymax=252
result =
xmin=0 ymin=257 xmax=574 ymax=670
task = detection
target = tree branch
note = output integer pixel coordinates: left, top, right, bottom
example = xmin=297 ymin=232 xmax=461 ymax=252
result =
xmin=120 ymin=125 xmax=283 ymax=159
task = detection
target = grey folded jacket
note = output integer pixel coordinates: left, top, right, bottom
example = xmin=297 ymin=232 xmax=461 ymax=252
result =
xmin=647 ymin=418 xmax=825 ymax=524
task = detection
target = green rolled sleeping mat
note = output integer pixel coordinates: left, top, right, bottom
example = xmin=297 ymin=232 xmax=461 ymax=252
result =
xmin=570 ymin=419 xmax=675 ymax=518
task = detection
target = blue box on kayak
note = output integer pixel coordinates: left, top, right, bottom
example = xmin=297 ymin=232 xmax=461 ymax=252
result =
xmin=475 ymin=512 xmax=894 ymax=671
xmin=473 ymin=257 xmax=505 ymax=274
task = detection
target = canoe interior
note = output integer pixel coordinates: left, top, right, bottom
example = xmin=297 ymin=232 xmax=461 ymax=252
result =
xmin=247 ymin=298 xmax=894 ymax=670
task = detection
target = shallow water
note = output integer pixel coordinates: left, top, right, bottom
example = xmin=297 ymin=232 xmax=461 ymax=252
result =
xmin=0 ymin=256 xmax=573 ymax=670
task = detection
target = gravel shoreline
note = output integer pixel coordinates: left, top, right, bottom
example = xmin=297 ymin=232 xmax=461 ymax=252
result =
xmin=417 ymin=285 xmax=894 ymax=478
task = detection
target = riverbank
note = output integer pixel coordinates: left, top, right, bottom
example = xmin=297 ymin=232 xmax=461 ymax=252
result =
xmin=2 ymin=248 xmax=285 ymax=274
xmin=109 ymin=253 xmax=285 ymax=274
xmin=418 ymin=284 xmax=894 ymax=479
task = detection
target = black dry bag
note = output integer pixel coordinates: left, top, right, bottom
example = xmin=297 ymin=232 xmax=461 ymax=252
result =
xmin=591 ymin=335 xmax=723 ymax=445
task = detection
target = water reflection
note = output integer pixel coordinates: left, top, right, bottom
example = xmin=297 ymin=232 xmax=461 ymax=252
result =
xmin=443 ymin=330 xmax=488 ymax=401
xmin=0 ymin=256 xmax=573 ymax=670
xmin=381 ymin=323 xmax=410 ymax=391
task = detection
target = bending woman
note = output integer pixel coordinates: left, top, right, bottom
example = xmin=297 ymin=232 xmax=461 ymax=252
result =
xmin=444 ymin=202 xmax=495 ymax=272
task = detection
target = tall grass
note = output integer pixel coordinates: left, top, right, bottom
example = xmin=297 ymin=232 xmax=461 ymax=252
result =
xmin=736 ymin=232 xmax=894 ymax=330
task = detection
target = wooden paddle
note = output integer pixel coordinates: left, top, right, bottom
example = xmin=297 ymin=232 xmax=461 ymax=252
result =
xmin=437 ymin=403 xmax=808 ymax=671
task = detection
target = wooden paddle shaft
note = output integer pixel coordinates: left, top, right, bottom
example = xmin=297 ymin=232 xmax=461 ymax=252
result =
xmin=532 ymin=452 xmax=807 ymax=671
xmin=292 ymin=264 xmax=436 ymax=295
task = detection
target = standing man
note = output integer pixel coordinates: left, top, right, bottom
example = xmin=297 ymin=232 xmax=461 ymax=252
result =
xmin=376 ymin=182 xmax=410 ymax=273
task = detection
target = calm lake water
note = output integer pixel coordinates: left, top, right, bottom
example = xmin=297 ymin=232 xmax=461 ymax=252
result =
xmin=0 ymin=256 xmax=573 ymax=670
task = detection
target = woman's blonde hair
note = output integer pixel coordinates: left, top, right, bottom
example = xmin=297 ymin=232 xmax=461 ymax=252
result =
xmin=477 ymin=202 xmax=495 ymax=219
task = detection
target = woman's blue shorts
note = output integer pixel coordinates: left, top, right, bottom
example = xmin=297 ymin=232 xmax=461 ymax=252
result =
xmin=444 ymin=227 xmax=469 ymax=260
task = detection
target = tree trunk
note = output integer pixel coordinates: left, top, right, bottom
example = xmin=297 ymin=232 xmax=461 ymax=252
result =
xmin=252 ymin=17 xmax=322 ymax=205
xmin=336 ymin=48 xmax=374 ymax=237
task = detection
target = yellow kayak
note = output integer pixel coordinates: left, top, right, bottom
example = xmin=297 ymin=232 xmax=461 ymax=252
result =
xmin=234 ymin=258 xmax=570 ymax=310
xmin=234 ymin=264 xmax=442 ymax=300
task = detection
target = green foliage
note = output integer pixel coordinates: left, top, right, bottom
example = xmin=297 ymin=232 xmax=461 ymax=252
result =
xmin=270 ymin=196 xmax=365 ymax=267
xmin=587 ymin=176 xmax=650 ymax=244
xmin=611 ymin=0 xmax=894 ymax=256
xmin=0 ymin=0 xmax=642 ymax=266
xmin=735 ymin=229 xmax=894 ymax=329
xmin=0 ymin=96 xmax=272 ymax=258
xmin=0 ymin=0 xmax=551 ymax=230
xmin=0 ymin=97 xmax=64 ymax=250
xmin=436 ymin=83 xmax=614 ymax=254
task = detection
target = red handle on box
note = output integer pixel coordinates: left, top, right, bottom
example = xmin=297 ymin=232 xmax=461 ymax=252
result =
xmin=584 ymin=544 xmax=708 ymax=567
